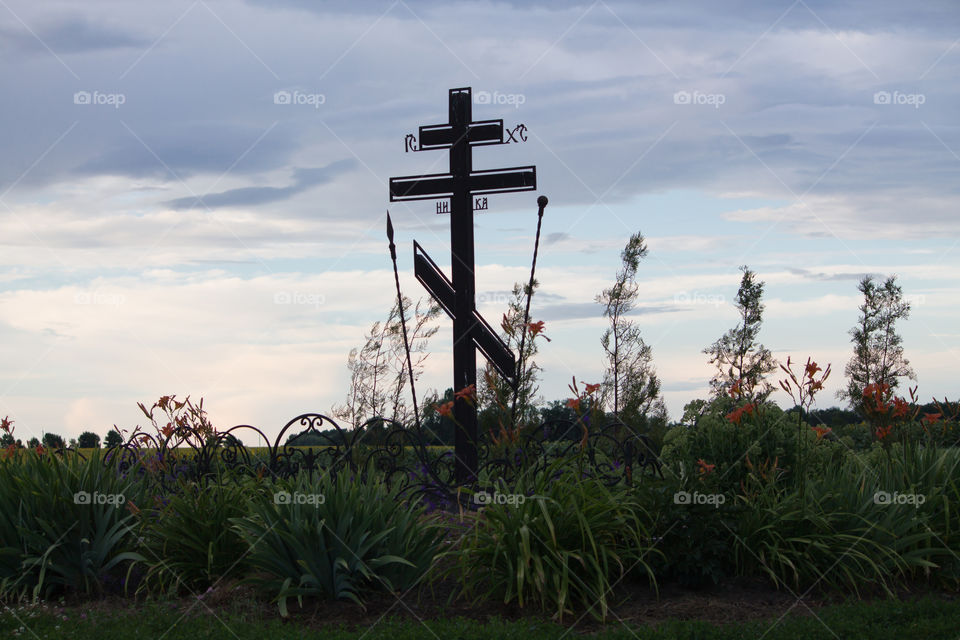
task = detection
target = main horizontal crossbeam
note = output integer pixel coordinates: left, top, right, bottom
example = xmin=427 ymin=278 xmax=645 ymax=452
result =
xmin=389 ymin=166 xmax=536 ymax=202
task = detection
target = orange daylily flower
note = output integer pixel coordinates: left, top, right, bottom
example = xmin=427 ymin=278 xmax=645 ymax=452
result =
xmin=875 ymin=424 xmax=892 ymax=441
xmin=891 ymin=397 xmax=910 ymax=419
xmin=527 ymin=320 xmax=545 ymax=336
xmin=584 ymin=383 xmax=602 ymax=396
xmin=437 ymin=401 xmax=454 ymax=418
xmin=126 ymin=500 xmax=141 ymax=516
xmin=454 ymin=384 xmax=476 ymax=402
xmin=804 ymin=360 xmax=822 ymax=379
xmin=161 ymin=423 xmax=175 ymax=438
xmin=4 ymin=444 xmax=16 ymax=459
xmin=697 ymin=459 xmax=715 ymax=476
xmin=35 ymin=445 xmax=45 ymax=456
xmin=567 ymin=397 xmax=581 ymax=412
xmin=725 ymin=403 xmax=755 ymax=425
xmin=811 ymin=426 xmax=832 ymax=440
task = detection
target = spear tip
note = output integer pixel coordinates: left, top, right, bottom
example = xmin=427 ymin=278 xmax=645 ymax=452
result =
xmin=386 ymin=211 xmax=395 ymax=243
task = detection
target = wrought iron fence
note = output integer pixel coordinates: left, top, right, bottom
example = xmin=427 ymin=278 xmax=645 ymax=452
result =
xmin=83 ymin=413 xmax=662 ymax=509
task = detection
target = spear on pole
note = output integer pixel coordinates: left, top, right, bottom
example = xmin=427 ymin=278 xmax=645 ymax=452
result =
xmin=510 ymin=195 xmax=548 ymax=429
xmin=386 ymin=211 xmax=421 ymax=430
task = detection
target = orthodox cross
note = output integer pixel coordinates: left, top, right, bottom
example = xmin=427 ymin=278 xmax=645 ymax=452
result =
xmin=389 ymin=87 xmax=536 ymax=483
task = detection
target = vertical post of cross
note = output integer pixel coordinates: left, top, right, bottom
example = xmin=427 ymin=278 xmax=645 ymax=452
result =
xmin=448 ymin=88 xmax=478 ymax=484
xmin=389 ymin=86 xmax=537 ymax=487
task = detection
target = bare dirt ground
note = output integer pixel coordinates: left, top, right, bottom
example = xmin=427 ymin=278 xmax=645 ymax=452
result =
xmin=66 ymin=574 xmax=957 ymax=636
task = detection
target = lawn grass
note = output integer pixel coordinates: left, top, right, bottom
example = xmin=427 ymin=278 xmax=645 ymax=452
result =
xmin=2 ymin=595 xmax=959 ymax=639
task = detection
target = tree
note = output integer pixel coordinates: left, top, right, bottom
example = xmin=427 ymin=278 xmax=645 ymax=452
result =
xmin=839 ymin=275 xmax=915 ymax=410
xmin=104 ymin=429 xmax=124 ymax=448
xmin=420 ymin=387 xmax=456 ymax=445
xmin=596 ymin=231 xmax=666 ymax=426
xmin=478 ymin=281 xmax=543 ymax=440
xmin=333 ymin=296 xmax=441 ymax=429
xmin=703 ymin=266 xmax=777 ymax=400
xmin=0 ymin=433 xmax=13 ymax=447
xmin=27 ymin=437 xmax=39 ymax=448
xmin=77 ymin=431 xmax=101 ymax=448
xmin=42 ymin=432 xmax=65 ymax=449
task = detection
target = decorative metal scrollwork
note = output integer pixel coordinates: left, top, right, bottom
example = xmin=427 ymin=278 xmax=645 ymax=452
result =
xmin=98 ymin=412 xmax=662 ymax=508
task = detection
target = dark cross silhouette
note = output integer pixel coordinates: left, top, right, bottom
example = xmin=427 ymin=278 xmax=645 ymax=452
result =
xmin=390 ymin=87 xmax=536 ymax=483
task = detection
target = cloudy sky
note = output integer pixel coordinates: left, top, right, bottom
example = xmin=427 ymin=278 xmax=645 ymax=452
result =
xmin=1 ymin=0 xmax=957 ymax=443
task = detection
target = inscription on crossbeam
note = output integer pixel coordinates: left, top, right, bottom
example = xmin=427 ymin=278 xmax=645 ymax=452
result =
xmin=436 ymin=197 xmax=488 ymax=214
xmin=404 ymin=123 xmax=528 ymax=152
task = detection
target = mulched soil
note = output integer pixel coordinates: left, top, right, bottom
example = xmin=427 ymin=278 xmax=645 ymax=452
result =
xmin=53 ymin=569 xmax=959 ymax=637
xmin=63 ymin=575 xmax=959 ymax=637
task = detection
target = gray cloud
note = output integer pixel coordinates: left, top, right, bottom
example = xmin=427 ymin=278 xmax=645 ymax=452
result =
xmin=788 ymin=268 xmax=876 ymax=282
xmin=537 ymin=301 xmax=685 ymax=322
xmin=75 ymin=123 xmax=301 ymax=181
xmin=164 ymin=160 xmax=357 ymax=210
xmin=0 ymin=16 xmax=147 ymax=55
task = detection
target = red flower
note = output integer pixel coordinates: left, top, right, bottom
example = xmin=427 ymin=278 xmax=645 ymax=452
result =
xmin=454 ymin=384 xmax=476 ymax=402
xmin=728 ymin=379 xmax=742 ymax=398
xmin=891 ymin=397 xmax=910 ymax=419
xmin=804 ymin=360 xmax=822 ymax=379
xmin=161 ymin=423 xmax=175 ymax=438
xmin=584 ymin=383 xmax=602 ymax=396
xmin=126 ymin=501 xmax=141 ymax=516
xmin=697 ymin=459 xmax=715 ymax=476
xmin=437 ymin=401 xmax=454 ymax=418
xmin=922 ymin=412 xmax=942 ymax=425
xmin=0 ymin=416 xmax=13 ymax=435
xmin=567 ymin=397 xmax=581 ymax=412
xmin=528 ymin=320 xmax=545 ymax=336
xmin=875 ymin=424 xmax=892 ymax=441
xmin=863 ymin=382 xmax=890 ymax=398
xmin=4 ymin=444 xmax=15 ymax=459
xmin=725 ymin=403 xmax=755 ymax=425
xmin=811 ymin=426 xmax=832 ymax=440
xmin=500 ymin=313 xmax=512 ymax=335
xmin=35 ymin=445 xmax=45 ymax=456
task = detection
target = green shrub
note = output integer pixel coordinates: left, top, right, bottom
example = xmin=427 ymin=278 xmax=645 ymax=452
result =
xmin=633 ymin=475 xmax=739 ymax=588
xmin=451 ymin=462 xmax=659 ymax=621
xmin=661 ymin=398 xmax=846 ymax=493
xmin=0 ymin=450 xmax=145 ymax=600
xmin=732 ymin=445 xmax=951 ymax=594
xmin=231 ymin=471 xmax=443 ymax=616
xmin=136 ymin=480 xmax=253 ymax=595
